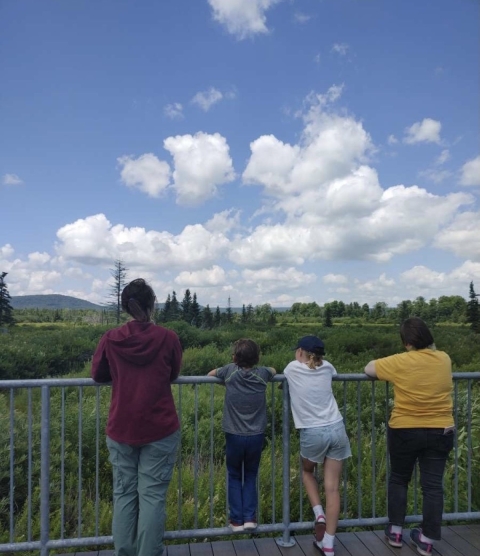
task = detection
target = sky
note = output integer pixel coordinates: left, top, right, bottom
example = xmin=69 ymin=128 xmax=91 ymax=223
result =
xmin=1 ymin=0 xmax=479 ymax=309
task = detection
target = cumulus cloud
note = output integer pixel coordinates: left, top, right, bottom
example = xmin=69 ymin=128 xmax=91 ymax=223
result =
xmin=2 ymin=173 xmax=23 ymax=186
xmin=459 ymin=155 xmax=480 ymax=186
xmin=191 ymin=87 xmax=223 ymax=111
xmin=241 ymin=266 xmax=316 ymax=294
xmin=174 ymin=265 xmax=227 ymax=287
xmin=55 ymin=213 xmax=231 ymax=270
xmin=387 ymin=135 xmax=398 ymax=145
xmin=208 ymin=0 xmax=282 ymax=39
xmin=164 ymin=132 xmax=235 ymax=206
xmin=118 ymin=153 xmax=171 ymax=197
xmin=331 ymin=42 xmax=349 ymax=56
xmin=205 ymin=209 xmax=241 ymax=233
xmin=164 ymin=102 xmax=184 ymax=119
xmin=403 ymin=118 xmax=442 ymax=145
xmin=434 ymin=211 xmax=480 ymax=261
xmin=323 ymin=274 xmax=348 ymax=284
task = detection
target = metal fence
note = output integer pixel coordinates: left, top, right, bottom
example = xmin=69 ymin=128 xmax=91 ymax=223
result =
xmin=0 ymin=372 xmax=478 ymax=555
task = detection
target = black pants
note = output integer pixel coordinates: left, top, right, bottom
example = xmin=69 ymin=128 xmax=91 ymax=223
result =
xmin=387 ymin=426 xmax=454 ymax=540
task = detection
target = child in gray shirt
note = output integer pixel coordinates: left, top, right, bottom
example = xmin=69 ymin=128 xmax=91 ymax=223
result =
xmin=208 ymin=339 xmax=276 ymax=532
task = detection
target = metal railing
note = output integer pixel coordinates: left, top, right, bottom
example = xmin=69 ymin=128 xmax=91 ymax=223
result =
xmin=0 ymin=372 xmax=478 ymax=555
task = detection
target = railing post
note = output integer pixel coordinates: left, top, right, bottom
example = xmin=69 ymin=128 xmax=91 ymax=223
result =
xmin=276 ymin=380 xmax=295 ymax=547
xmin=40 ymin=386 xmax=50 ymax=556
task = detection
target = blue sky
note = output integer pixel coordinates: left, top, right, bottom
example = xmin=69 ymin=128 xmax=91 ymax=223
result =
xmin=1 ymin=0 xmax=479 ymax=308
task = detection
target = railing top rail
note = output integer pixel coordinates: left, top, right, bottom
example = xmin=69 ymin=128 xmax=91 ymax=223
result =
xmin=0 ymin=372 xmax=478 ymax=389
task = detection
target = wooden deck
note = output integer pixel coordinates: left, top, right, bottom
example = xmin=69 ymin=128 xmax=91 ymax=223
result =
xmin=56 ymin=524 xmax=480 ymax=555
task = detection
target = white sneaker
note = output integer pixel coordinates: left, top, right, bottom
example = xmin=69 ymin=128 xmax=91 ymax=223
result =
xmin=229 ymin=522 xmax=244 ymax=532
xmin=244 ymin=521 xmax=258 ymax=531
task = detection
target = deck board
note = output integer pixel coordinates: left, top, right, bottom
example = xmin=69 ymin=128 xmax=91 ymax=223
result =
xmin=53 ymin=525 xmax=480 ymax=556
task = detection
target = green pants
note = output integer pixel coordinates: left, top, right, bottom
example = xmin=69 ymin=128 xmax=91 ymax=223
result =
xmin=106 ymin=430 xmax=180 ymax=556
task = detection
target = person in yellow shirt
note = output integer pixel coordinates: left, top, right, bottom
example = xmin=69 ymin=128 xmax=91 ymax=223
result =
xmin=364 ymin=318 xmax=454 ymax=556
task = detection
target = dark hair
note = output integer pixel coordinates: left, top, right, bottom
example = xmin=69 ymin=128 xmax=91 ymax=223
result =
xmin=399 ymin=317 xmax=434 ymax=349
xmin=121 ymin=278 xmax=156 ymax=323
xmin=232 ymin=338 xmax=260 ymax=369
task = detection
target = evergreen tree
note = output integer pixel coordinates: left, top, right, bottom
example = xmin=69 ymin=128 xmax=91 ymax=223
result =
xmin=225 ymin=296 xmax=233 ymax=323
xmin=108 ymin=260 xmax=128 ymax=325
xmin=324 ymin=305 xmax=333 ymax=328
xmin=201 ymin=304 xmax=214 ymax=329
xmin=466 ymin=281 xmax=480 ymax=333
xmin=241 ymin=304 xmax=247 ymax=323
xmin=191 ymin=293 xmax=201 ymax=327
xmin=246 ymin=303 xmax=254 ymax=323
xmin=214 ymin=306 xmax=222 ymax=327
xmin=398 ymin=300 xmax=411 ymax=323
xmin=181 ymin=289 xmax=193 ymax=323
xmin=170 ymin=291 xmax=181 ymax=321
xmin=158 ymin=293 xmax=172 ymax=322
xmin=0 ymin=272 xmax=14 ymax=326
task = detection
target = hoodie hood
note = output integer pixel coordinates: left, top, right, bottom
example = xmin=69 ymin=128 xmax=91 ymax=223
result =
xmin=106 ymin=320 xmax=169 ymax=366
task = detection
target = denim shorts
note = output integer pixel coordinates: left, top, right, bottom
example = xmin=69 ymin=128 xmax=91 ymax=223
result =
xmin=300 ymin=420 xmax=352 ymax=463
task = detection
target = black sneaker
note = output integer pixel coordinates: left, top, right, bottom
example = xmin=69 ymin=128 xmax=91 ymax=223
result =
xmin=410 ymin=528 xmax=433 ymax=555
xmin=384 ymin=524 xmax=403 ymax=547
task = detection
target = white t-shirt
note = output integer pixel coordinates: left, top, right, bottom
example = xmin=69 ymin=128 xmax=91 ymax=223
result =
xmin=283 ymin=359 xmax=343 ymax=429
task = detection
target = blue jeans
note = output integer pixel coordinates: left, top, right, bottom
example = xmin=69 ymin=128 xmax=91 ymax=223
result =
xmin=387 ymin=426 xmax=454 ymax=540
xmin=106 ymin=430 xmax=180 ymax=556
xmin=225 ymin=432 xmax=264 ymax=524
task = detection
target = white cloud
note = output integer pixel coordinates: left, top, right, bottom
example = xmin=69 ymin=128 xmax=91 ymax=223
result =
xmin=118 ymin=153 xmax=171 ymax=198
xmin=436 ymin=149 xmax=450 ymax=165
xmin=403 ymin=118 xmax=442 ymax=145
xmin=191 ymin=87 xmax=223 ymax=111
xmin=323 ymin=274 xmax=348 ymax=285
xmin=208 ymin=0 xmax=283 ymax=40
xmin=204 ymin=209 xmax=241 ymax=233
xmin=164 ymin=132 xmax=235 ymax=206
xmin=174 ymin=265 xmax=227 ymax=287
xmin=434 ymin=211 xmax=480 ymax=261
xmin=313 ymin=53 xmax=321 ymax=64
xmin=55 ymin=213 xmax=231 ymax=270
xmin=0 ymin=244 xmax=15 ymax=259
xmin=241 ymin=266 xmax=316 ymax=293
xmin=419 ymin=168 xmax=452 ymax=184
xmin=2 ymin=173 xmax=23 ymax=186
xmin=164 ymin=102 xmax=184 ymax=119
xmin=331 ymin=42 xmax=349 ymax=56
xmin=294 ymin=12 xmax=311 ymax=24
xmin=459 ymin=155 xmax=480 ymax=186
xmin=387 ymin=134 xmax=398 ymax=145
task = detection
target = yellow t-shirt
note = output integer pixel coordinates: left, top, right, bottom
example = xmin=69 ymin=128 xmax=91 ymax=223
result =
xmin=375 ymin=349 xmax=454 ymax=429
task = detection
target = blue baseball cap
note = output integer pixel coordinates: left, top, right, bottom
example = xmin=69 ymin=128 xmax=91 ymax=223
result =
xmin=293 ymin=335 xmax=325 ymax=354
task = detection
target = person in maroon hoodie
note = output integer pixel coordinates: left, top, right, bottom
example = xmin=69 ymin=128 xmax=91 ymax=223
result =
xmin=91 ymin=278 xmax=182 ymax=556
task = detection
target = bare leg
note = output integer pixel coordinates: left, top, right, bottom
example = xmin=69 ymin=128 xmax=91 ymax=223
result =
xmin=301 ymin=457 xmax=321 ymax=507
xmin=323 ymin=457 xmax=343 ymax=536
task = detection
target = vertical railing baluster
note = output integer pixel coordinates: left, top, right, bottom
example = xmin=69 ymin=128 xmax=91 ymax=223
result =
xmin=385 ymin=381 xmax=390 ymax=512
xmin=209 ymin=383 xmax=214 ymax=527
xmin=177 ymin=384 xmax=183 ymax=530
xmin=371 ymin=380 xmax=376 ymax=518
xmin=194 ymin=384 xmax=199 ymax=529
xmin=9 ymin=389 xmax=14 ymax=543
xmin=95 ymin=387 xmax=100 ymax=537
xmin=356 ymin=381 xmax=362 ymax=520
xmin=27 ymin=388 xmax=33 ymax=542
xmin=60 ymin=387 xmax=65 ymax=538
xmin=271 ymin=382 xmax=276 ymax=525
xmin=40 ymin=385 xmax=51 ymax=556
xmin=342 ymin=381 xmax=348 ymax=515
xmin=454 ymin=381 xmax=459 ymax=514
xmin=78 ymin=386 xmax=83 ymax=537
xmin=467 ymin=379 xmax=472 ymax=512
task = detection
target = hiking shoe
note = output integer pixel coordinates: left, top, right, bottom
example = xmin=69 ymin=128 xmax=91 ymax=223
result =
xmin=228 ymin=521 xmax=244 ymax=532
xmin=314 ymin=514 xmax=326 ymax=542
xmin=384 ymin=524 xmax=403 ymax=548
xmin=243 ymin=521 xmax=257 ymax=531
xmin=410 ymin=528 xmax=433 ymax=555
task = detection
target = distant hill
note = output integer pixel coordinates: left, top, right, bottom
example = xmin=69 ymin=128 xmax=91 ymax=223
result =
xmin=11 ymin=294 xmax=104 ymax=310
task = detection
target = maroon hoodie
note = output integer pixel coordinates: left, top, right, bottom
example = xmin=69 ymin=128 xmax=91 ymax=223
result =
xmin=91 ymin=320 xmax=182 ymax=445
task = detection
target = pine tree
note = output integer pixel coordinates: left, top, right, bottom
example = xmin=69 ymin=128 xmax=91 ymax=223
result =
xmin=191 ymin=293 xmax=201 ymax=327
xmin=225 ymin=296 xmax=233 ymax=324
xmin=181 ymin=289 xmax=193 ymax=323
xmin=158 ymin=294 xmax=172 ymax=322
xmin=0 ymin=272 xmax=15 ymax=327
xmin=466 ymin=281 xmax=480 ymax=333
xmin=241 ymin=304 xmax=247 ymax=323
xmin=170 ymin=291 xmax=181 ymax=321
xmin=202 ymin=304 xmax=214 ymax=329
xmin=214 ymin=306 xmax=222 ymax=328
xmin=108 ymin=260 xmax=128 ymax=325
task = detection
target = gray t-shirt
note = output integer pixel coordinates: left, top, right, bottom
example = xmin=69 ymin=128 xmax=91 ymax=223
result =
xmin=215 ymin=363 xmax=275 ymax=435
